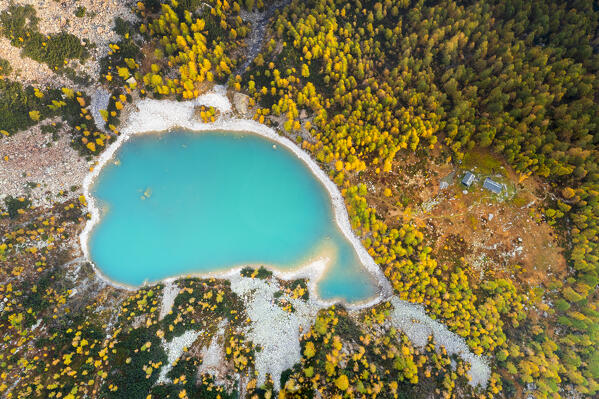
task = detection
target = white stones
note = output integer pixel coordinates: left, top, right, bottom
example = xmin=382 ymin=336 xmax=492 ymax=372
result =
xmin=90 ymin=88 xmax=111 ymax=132
xmin=159 ymin=281 xmax=179 ymax=321
xmin=195 ymin=85 xmax=232 ymax=113
xmin=197 ymin=321 xmax=227 ymax=384
xmin=157 ymin=330 xmax=201 ymax=384
xmin=389 ymin=298 xmax=491 ymax=387
xmin=229 ymin=275 xmax=320 ymax=387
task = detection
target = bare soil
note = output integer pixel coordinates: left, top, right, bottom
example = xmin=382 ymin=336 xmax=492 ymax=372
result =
xmin=353 ymin=149 xmax=567 ymax=290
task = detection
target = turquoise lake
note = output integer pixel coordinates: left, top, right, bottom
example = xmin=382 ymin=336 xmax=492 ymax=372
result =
xmin=88 ymin=130 xmax=378 ymax=302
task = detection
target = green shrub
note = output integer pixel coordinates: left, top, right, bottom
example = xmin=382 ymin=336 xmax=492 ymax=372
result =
xmin=75 ymin=6 xmax=86 ymax=18
xmin=0 ymin=57 xmax=12 ymax=75
xmin=41 ymin=121 xmax=63 ymax=141
xmin=0 ymin=3 xmax=38 ymax=39
xmin=0 ymin=79 xmax=59 ymax=134
xmin=100 ymin=327 xmax=167 ymax=399
xmin=0 ymin=3 xmax=88 ymax=69
xmin=3 ymin=195 xmax=31 ymax=218
xmin=57 ymin=66 xmax=92 ymax=86
xmin=21 ymin=31 xmax=88 ymax=68
xmin=240 ymin=266 xmax=273 ymax=279
xmin=256 ymin=266 xmax=273 ymax=279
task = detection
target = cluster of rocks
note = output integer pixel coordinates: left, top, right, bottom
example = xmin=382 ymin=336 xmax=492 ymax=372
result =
xmin=0 ymin=122 xmax=91 ymax=208
xmin=0 ymin=36 xmax=73 ymax=88
xmin=0 ymin=0 xmax=137 ymax=88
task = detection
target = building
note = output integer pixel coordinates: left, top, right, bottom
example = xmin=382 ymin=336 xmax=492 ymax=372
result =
xmin=483 ymin=178 xmax=503 ymax=194
xmin=462 ymin=171 xmax=475 ymax=187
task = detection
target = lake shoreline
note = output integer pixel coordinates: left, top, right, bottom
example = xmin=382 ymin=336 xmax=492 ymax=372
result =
xmin=80 ymin=86 xmax=393 ymax=310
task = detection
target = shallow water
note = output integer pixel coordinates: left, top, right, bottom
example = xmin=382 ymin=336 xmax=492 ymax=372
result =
xmin=89 ymin=130 xmax=378 ymax=302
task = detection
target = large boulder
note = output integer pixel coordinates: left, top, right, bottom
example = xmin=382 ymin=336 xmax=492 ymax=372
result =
xmin=233 ymin=92 xmax=250 ymax=116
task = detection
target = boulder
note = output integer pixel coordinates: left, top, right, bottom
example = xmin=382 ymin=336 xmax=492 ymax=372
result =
xmin=233 ymin=92 xmax=250 ymax=116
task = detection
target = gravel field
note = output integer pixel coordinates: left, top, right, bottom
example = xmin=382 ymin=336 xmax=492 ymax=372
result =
xmin=0 ymin=0 xmax=136 ymax=87
xmin=0 ymin=121 xmax=90 ymax=207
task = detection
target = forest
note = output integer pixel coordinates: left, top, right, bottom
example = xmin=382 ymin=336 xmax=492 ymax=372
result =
xmin=1 ymin=0 xmax=599 ymax=398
